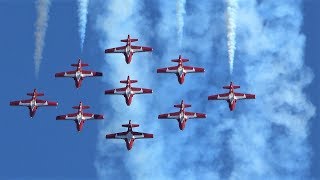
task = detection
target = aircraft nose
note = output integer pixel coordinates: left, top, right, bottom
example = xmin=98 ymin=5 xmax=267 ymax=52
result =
xmin=125 ymin=56 xmax=131 ymax=64
xmin=178 ymin=77 xmax=184 ymax=84
xmin=179 ymin=123 xmax=185 ymax=130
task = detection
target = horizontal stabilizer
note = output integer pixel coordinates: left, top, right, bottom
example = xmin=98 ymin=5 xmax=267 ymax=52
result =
xmin=172 ymin=55 xmax=189 ymax=63
xmin=121 ymin=35 xmax=138 ymax=43
xmin=171 ymin=59 xmax=189 ymax=63
xmin=71 ymin=63 xmax=89 ymax=67
xmin=122 ymin=120 xmax=139 ymax=128
xmin=122 ymin=123 xmax=139 ymax=128
xmin=73 ymin=105 xmax=90 ymax=109
xmin=223 ymin=85 xmax=240 ymax=89
xmin=174 ymin=104 xmax=191 ymax=108
xmin=121 ymin=39 xmax=138 ymax=42
xmin=27 ymin=92 xmax=44 ymax=96
xmin=120 ymin=79 xmax=138 ymax=84
xmin=174 ymin=100 xmax=191 ymax=108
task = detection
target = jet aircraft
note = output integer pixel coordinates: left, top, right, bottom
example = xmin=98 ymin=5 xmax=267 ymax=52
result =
xmin=105 ymin=35 xmax=153 ymax=64
xmin=208 ymin=82 xmax=256 ymax=111
xmin=158 ymin=100 xmax=206 ymax=130
xmin=56 ymin=102 xmax=104 ymax=132
xmin=10 ymin=89 xmax=58 ymax=118
xmin=105 ymin=120 xmax=153 ymax=150
xmin=55 ymin=59 xmax=103 ymax=88
xmin=104 ymin=76 xmax=153 ymax=106
xmin=157 ymin=55 xmax=205 ymax=84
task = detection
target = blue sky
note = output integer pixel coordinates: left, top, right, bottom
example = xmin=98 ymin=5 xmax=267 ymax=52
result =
xmin=0 ymin=0 xmax=318 ymax=180
xmin=304 ymin=0 xmax=320 ymax=178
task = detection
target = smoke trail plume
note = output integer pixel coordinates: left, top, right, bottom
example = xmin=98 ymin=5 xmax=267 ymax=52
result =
xmin=34 ymin=0 xmax=51 ymax=78
xmin=93 ymin=0 xmax=315 ymax=179
xmin=94 ymin=0 xmax=156 ymax=178
xmin=176 ymin=0 xmax=186 ymax=47
xmin=229 ymin=0 xmax=315 ymax=178
xmin=226 ymin=0 xmax=238 ymax=75
xmin=78 ymin=0 xmax=89 ymax=51
xmin=94 ymin=1 xmax=222 ymax=179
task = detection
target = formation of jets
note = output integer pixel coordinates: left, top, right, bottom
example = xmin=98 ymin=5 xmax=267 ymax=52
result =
xmin=10 ymin=35 xmax=256 ymax=150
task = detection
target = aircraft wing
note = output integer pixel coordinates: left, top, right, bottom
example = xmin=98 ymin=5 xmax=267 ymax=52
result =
xmin=106 ymin=132 xmax=128 ymax=139
xmin=81 ymin=70 xmax=103 ymax=77
xmin=10 ymin=100 xmax=31 ymax=106
xmin=184 ymin=112 xmax=206 ymax=119
xmin=157 ymin=66 xmax=178 ymax=73
xmin=158 ymin=112 xmax=180 ymax=119
xmin=82 ymin=113 xmax=104 ymax=120
xmin=56 ymin=113 xmax=78 ymax=120
xmin=55 ymin=71 xmax=77 ymax=78
xmin=105 ymin=46 xmax=126 ymax=53
xmin=36 ymin=99 xmax=58 ymax=106
xmin=208 ymin=93 xmax=230 ymax=100
xmin=131 ymin=45 xmax=152 ymax=53
xmin=132 ymin=131 xmax=153 ymax=139
xmin=234 ymin=93 xmax=256 ymax=100
xmin=105 ymin=87 xmax=127 ymax=95
xmin=131 ymin=87 xmax=152 ymax=94
xmin=183 ymin=66 xmax=205 ymax=73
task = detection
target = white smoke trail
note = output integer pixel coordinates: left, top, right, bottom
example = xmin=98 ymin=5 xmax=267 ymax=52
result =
xmin=78 ymin=0 xmax=89 ymax=51
xmin=34 ymin=0 xmax=51 ymax=78
xmin=93 ymin=0 xmax=315 ymax=179
xmin=94 ymin=0 xmax=156 ymax=179
xmin=95 ymin=0 xmax=222 ymax=179
xmin=229 ymin=0 xmax=315 ymax=178
xmin=226 ymin=0 xmax=238 ymax=75
xmin=176 ymin=0 xmax=186 ymax=47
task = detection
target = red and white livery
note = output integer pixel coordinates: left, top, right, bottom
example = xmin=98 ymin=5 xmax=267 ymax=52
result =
xmin=158 ymin=100 xmax=206 ymax=130
xmin=157 ymin=55 xmax=205 ymax=84
xmin=106 ymin=120 xmax=153 ymax=150
xmin=104 ymin=76 xmax=153 ymax=106
xmin=55 ymin=59 xmax=103 ymax=88
xmin=208 ymin=82 xmax=256 ymax=111
xmin=105 ymin=35 xmax=153 ymax=64
xmin=10 ymin=89 xmax=58 ymax=118
xmin=56 ymin=102 xmax=104 ymax=132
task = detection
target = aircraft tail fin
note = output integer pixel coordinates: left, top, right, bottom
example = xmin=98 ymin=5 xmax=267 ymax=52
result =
xmin=223 ymin=85 xmax=240 ymax=89
xmin=122 ymin=120 xmax=139 ymax=128
xmin=174 ymin=100 xmax=191 ymax=108
xmin=27 ymin=89 xmax=44 ymax=96
xmin=121 ymin=35 xmax=138 ymax=43
xmin=171 ymin=55 xmax=189 ymax=63
xmin=27 ymin=93 xmax=44 ymax=96
xmin=171 ymin=59 xmax=189 ymax=63
xmin=73 ymin=105 xmax=90 ymax=109
xmin=71 ymin=59 xmax=89 ymax=67
xmin=71 ymin=63 xmax=88 ymax=67
xmin=120 ymin=80 xmax=138 ymax=84
xmin=174 ymin=104 xmax=191 ymax=108
xmin=120 ymin=76 xmax=137 ymax=84
xmin=121 ymin=38 xmax=138 ymax=43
